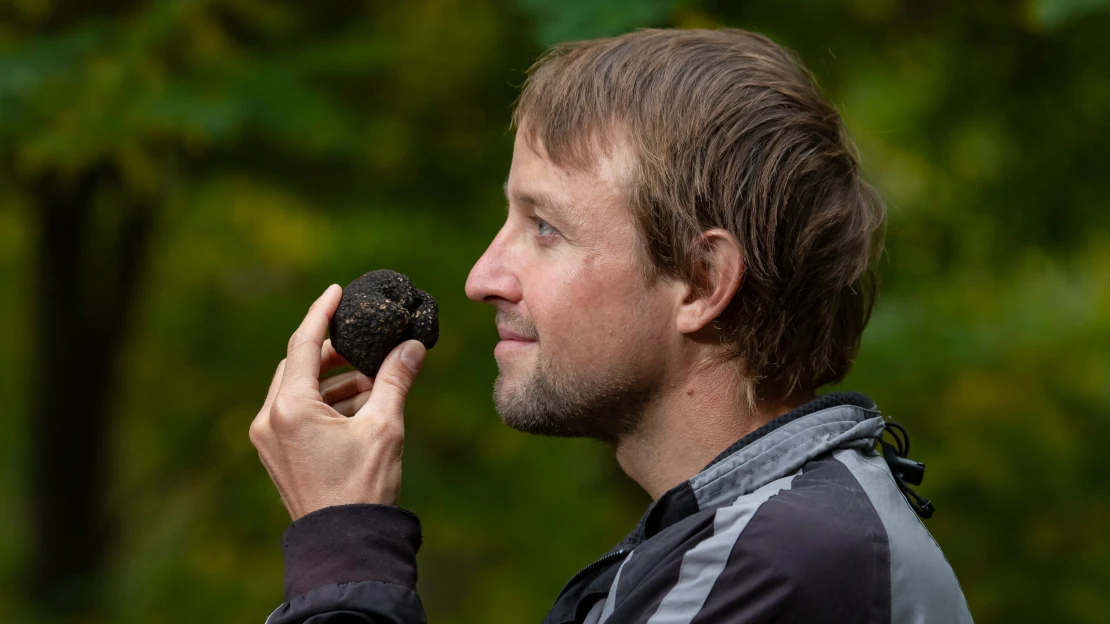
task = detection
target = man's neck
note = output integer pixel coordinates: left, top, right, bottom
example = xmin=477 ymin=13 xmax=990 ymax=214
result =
xmin=614 ymin=364 xmax=813 ymax=500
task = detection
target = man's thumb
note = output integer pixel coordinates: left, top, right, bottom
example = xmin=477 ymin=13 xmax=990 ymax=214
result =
xmin=398 ymin=340 xmax=426 ymax=376
xmin=365 ymin=340 xmax=425 ymax=413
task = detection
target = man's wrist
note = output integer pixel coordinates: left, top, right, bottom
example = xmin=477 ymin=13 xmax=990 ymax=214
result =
xmin=281 ymin=503 xmax=422 ymax=601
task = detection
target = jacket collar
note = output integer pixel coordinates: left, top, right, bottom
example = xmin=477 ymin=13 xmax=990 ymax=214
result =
xmin=616 ymin=391 xmax=884 ymax=552
xmin=546 ymin=392 xmax=887 ymax=624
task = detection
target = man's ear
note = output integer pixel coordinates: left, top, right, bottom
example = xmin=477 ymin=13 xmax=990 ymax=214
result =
xmin=676 ymin=229 xmax=744 ymax=335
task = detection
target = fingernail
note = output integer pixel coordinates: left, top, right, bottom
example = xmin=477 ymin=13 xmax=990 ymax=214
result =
xmin=400 ymin=341 xmax=426 ymax=373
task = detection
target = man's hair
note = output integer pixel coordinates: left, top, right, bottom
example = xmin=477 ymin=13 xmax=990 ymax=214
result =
xmin=512 ymin=28 xmax=885 ymax=403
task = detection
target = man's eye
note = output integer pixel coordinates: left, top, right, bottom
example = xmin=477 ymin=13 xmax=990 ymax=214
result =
xmin=536 ymin=220 xmax=559 ymax=237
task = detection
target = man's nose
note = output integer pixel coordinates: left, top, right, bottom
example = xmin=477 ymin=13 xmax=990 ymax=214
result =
xmin=465 ymin=225 xmax=521 ymax=304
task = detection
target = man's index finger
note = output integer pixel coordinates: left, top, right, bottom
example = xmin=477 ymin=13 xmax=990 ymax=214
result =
xmin=281 ymin=284 xmax=342 ymax=395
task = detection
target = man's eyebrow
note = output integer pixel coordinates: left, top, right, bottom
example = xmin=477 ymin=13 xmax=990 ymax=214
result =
xmin=502 ymin=180 xmax=566 ymax=216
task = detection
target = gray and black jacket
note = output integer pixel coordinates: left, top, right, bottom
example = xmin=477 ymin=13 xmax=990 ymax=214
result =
xmin=265 ymin=392 xmax=973 ymax=623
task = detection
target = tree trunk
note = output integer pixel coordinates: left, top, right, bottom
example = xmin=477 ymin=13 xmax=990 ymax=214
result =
xmin=29 ymin=165 xmax=154 ymax=616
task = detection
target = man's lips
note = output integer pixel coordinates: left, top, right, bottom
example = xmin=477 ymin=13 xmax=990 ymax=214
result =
xmin=497 ymin=326 xmax=536 ymax=342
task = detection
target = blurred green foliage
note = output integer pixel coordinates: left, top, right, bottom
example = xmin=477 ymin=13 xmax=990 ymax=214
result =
xmin=1 ymin=0 xmax=1108 ymax=622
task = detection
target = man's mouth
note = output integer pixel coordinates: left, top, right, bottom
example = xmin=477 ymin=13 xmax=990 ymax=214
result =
xmin=494 ymin=320 xmax=538 ymax=359
xmin=497 ymin=326 xmax=537 ymax=342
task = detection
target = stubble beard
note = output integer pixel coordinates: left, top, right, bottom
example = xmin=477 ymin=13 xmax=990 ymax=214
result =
xmin=493 ymin=344 xmax=653 ymax=444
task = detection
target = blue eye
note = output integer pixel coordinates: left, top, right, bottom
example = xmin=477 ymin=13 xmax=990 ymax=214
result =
xmin=537 ymin=220 xmax=558 ymax=236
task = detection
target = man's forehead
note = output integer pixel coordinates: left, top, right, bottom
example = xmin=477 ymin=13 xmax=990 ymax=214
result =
xmin=516 ymin=126 xmax=635 ymax=176
xmin=503 ymin=180 xmax=570 ymax=215
xmin=506 ymin=131 xmax=636 ymax=217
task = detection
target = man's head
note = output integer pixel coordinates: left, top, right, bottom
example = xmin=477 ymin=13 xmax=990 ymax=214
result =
xmin=465 ymin=28 xmax=885 ymax=440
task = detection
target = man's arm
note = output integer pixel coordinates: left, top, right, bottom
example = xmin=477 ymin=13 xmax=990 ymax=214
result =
xmin=250 ymin=284 xmax=428 ymax=623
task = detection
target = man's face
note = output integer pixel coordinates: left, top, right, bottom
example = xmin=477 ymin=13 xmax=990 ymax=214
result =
xmin=465 ymin=131 xmax=679 ymax=442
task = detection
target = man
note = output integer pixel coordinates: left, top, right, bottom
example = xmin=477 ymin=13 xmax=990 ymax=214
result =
xmin=250 ymin=28 xmax=973 ymax=623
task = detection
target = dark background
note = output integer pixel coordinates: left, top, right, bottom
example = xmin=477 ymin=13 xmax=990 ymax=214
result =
xmin=1 ymin=1 xmax=1108 ymax=622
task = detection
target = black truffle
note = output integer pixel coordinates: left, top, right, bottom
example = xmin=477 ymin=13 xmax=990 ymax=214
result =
xmin=328 ymin=270 xmax=439 ymax=377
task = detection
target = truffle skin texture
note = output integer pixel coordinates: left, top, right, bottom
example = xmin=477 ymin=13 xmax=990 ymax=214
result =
xmin=328 ymin=270 xmax=439 ymax=377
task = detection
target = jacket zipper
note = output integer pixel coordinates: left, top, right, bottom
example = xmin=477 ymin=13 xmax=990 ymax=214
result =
xmin=552 ymin=548 xmax=629 ymax=609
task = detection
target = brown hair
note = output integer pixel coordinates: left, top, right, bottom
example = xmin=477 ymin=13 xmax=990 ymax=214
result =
xmin=512 ymin=28 xmax=885 ymax=403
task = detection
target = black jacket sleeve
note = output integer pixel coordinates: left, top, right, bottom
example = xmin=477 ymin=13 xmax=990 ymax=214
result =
xmin=264 ymin=504 xmax=426 ymax=624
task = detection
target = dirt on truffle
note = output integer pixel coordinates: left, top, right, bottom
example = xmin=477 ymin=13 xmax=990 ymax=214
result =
xmin=328 ymin=270 xmax=439 ymax=377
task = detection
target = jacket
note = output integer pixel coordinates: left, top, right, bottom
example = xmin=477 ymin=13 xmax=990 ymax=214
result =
xmin=265 ymin=392 xmax=974 ymax=623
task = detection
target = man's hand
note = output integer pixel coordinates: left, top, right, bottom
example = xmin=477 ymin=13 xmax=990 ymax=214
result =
xmin=250 ymin=284 xmax=427 ymax=520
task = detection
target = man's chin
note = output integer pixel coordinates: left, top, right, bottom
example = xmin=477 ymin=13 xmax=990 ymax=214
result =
xmin=492 ymin=373 xmax=565 ymax=436
xmin=494 ymin=406 xmax=592 ymax=439
xmin=491 ymin=358 xmax=653 ymax=442
xmin=491 ymin=374 xmax=616 ymax=441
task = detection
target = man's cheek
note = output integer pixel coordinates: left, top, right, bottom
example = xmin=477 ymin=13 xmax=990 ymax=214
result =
xmin=539 ymin=315 xmax=587 ymax=358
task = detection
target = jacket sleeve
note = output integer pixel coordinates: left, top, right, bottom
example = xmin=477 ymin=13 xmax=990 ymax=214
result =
xmin=264 ymin=504 xmax=426 ymax=624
